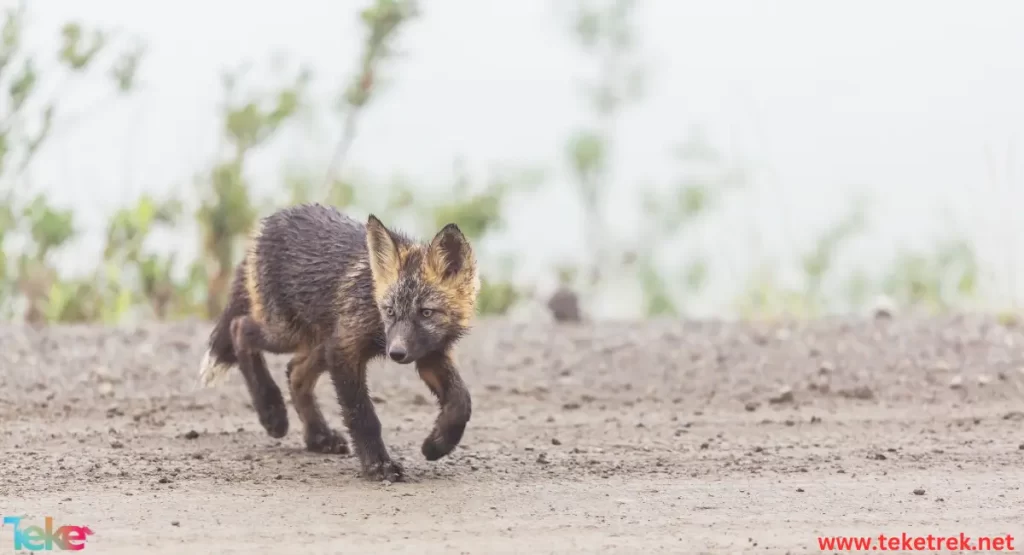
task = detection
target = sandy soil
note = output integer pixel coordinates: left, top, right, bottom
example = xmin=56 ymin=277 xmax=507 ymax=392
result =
xmin=1 ymin=314 xmax=1023 ymax=554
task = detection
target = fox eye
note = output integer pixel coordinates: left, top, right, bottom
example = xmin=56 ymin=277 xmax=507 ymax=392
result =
xmin=384 ymin=307 xmax=394 ymax=317
xmin=420 ymin=309 xmax=433 ymax=318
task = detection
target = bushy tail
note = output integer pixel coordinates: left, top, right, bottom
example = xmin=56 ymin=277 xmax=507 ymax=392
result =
xmin=197 ymin=265 xmax=248 ymax=388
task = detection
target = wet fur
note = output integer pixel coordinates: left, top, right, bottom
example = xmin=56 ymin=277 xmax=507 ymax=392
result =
xmin=197 ymin=203 xmax=478 ymax=482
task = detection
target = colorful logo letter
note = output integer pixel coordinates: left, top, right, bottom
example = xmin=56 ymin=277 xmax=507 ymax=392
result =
xmin=3 ymin=516 xmax=93 ymax=551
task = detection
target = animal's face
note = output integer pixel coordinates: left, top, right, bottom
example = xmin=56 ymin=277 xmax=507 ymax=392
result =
xmin=365 ymin=215 xmax=479 ymax=364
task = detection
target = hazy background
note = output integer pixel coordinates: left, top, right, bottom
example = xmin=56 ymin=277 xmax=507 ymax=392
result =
xmin=5 ymin=0 xmax=1024 ymax=322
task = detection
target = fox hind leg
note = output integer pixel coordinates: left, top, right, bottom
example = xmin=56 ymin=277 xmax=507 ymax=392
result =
xmin=229 ymin=315 xmax=294 ymax=438
xmin=286 ymin=345 xmax=350 ymax=455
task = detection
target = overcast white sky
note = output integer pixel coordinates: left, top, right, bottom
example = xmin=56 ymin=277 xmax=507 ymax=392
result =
xmin=17 ymin=0 xmax=1024 ymax=314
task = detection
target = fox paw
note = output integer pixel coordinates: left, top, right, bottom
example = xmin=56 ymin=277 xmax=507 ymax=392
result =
xmin=306 ymin=429 xmax=349 ymax=455
xmin=363 ymin=459 xmax=405 ymax=482
xmin=421 ymin=435 xmax=455 ymax=461
xmin=258 ymin=402 xmax=289 ymax=439
xmin=421 ymin=422 xmax=466 ymax=461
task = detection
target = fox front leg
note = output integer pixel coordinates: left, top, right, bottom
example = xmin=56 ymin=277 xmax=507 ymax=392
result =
xmin=415 ymin=350 xmax=472 ymax=461
xmin=327 ymin=342 xmax=404 ymax=482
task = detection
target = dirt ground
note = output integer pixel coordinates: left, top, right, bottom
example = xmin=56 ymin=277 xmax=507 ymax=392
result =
xmin=1 ymin=314 xmax=1023 ymax=554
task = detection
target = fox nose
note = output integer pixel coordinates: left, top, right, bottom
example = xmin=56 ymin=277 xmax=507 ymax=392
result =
xmin=388 ymin=346 xmax=409 ymax=363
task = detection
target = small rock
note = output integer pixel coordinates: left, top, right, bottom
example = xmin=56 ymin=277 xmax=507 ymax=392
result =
xmin=183 ymin=430 xmax=200 ymax=440
xmin=913 ymin=488 xmax=925 ymax=496
xmin=551 ymin=438 xmax=562 ymax=446
xmin=274 ymin=474 xmax=283 ymax=480
xmin=547 ymin=287 xmax=581 ymax=323
xmin=977 ymin=375 xmax=992 ymax=386
xmin=744 ymin=402 xmax=759 ymax=412
xmin=997 ymin=311 xmax=1020 ymax=327
xmin=536 ymin=453 xmax=549 ymax=465
xmin=839 ymin=385 xmax=874 ymax=400
xmin=110 ymin=440 xmax=124 ymax=449
xmin=562 ymin=402 xmax=581 ymax=410
xmin=871 ymin=295 xmax=895 ymax=319
xmin=171 ymin=521 xmax=180 ymax=527
xmin=818 ymin=362 xmax=834 ymax=375
xmin=768 ymin=387 xmax=794 ymax=404
xmin=158 ymin=477 xmax=171 ymax=484
xmin=949 ymin=375 xmax=964 ymax=389
xmin=796 ymin=488 xmax=805 ymax=493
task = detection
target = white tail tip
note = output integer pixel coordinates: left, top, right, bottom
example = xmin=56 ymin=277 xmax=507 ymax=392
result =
xmin=197 ymin=349 xmax=233 ymax=388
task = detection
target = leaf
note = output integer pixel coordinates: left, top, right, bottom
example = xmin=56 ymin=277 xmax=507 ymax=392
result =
xmin=477 ymin=279 xmax=519 ymax=315
xmin=9 ymin=58 xmax=37 ymax=112
xmin=110 ymin=42 xmax=145 ymax=92
xmin=59 ymin=22 xmax=106 ymax=70
xmin=567 ymin=130 xmax=606 ymax=193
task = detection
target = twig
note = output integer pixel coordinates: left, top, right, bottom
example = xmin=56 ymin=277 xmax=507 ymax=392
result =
xmin=321 ymin=105 xmax=363 ymax=189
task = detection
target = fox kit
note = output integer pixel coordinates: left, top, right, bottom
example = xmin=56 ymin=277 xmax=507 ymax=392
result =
xmin=196 ymin=203 xmax=479 ymax=482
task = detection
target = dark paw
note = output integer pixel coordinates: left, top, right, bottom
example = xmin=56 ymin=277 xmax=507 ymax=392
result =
xmin=421 ymin=422 xmax=466 ymax=461
xmin=306 ymin=428 xmax=350 ymax=455
xmin=258 ymin=402 xmax=289 ymax=439
xmin=363 ymin=459 xmax=405 ymax=482
xmin=421 ymin=436 xmax=452 ymax=461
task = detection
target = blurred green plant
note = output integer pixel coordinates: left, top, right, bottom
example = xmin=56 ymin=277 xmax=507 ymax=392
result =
xmin=0 ymin=2 xmax=144 ymax=322
xmin=880 ymin=238 xmax=979 ymax=313
xmin=194 ymin=57 xmax=311 ymax=317
xmin=288 ymin=0 xmax=526 ymax=316
xmin=322 ymin=0 xmax=419 ymax=189
xmin=735 ymin=199 xmax=868 ymax=319
xmin=287 ymin=0 xmax=418 ymax=213
xmin=558 ymin=0 xmax=748 ymax=318
xmin=102 ymin=194 xmax=197 ymax=320
xmin=561 ymin=0 xmax=645 ymax=298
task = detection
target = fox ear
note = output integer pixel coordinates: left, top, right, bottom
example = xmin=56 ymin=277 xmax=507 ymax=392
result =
xmin=427 ymin=223 xmax=476 ymax=283
xmin=366 ymin=214 xmax=400 ymax=299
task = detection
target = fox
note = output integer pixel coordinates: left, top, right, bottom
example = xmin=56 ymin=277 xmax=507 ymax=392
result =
xmin=195 ymin=202 xmax=479 ymax=482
